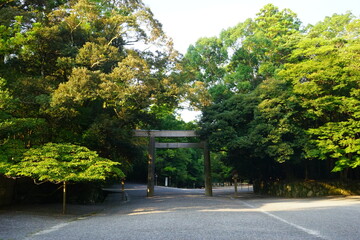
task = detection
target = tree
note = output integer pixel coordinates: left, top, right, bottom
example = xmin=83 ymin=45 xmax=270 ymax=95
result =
xmin=193 ymin=4 xmax=303 ymax=180
xmin=5 ymin=143 xmax=124 ymax=213
xmin=182 ymin=4 xmax=302 ymax=110
xmin=182 ymin=36 xmax=228 ymax=108
xmin=45 ymin=0 xmax=181 ymax=125
xmin=0 ymin=0 xmax=184 ymax=187
xmin=0 ymin=77 xmax=48 ymax=176
xmin=219 ymin=4 xmax=301 ymax=91
xmin=195 ymin=6 xmax=360 ymax=182
xmin=278 ymin=13 xmax=360 ymax=178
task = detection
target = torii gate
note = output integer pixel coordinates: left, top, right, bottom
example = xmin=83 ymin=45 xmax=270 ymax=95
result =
xmin=134 ymin=130 xmax=212 ymax=197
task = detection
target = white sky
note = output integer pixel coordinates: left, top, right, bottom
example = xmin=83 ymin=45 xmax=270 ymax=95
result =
xmin=143 ymin=0 xmax=360 ymax=54
xmin=142 ymin=0 xmax=360 ymax=121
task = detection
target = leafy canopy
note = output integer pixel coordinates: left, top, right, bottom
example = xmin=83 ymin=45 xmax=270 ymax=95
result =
xmin=6 ymin=143 xmax=124 ymax=183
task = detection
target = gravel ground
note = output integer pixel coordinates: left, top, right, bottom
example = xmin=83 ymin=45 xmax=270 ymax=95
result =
xmin=1 ymin=184 xmax=360 ymax=240
xmin=0 ymin=188 xmax=126 ymax=240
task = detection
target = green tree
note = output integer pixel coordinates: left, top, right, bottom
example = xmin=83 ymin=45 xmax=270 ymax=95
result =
xmin=278 ymin=13 xmax=360 ymax=178
xmin=6 ymin=143 xmax=124 ymax=213
xmin=196 ymin=6 xmax=360 ymax=182
xmin=0 ymin=77 xmax=48 ymax=175
xmin=220 ymin=4 xmax=301 ymax=91
xmin=183 ymin=36 xmax=228 ymax=108
xmin=194 ymin=4 xmax=303 ymax=180
xmin=0 ymin=0 xmax=184 ymax=187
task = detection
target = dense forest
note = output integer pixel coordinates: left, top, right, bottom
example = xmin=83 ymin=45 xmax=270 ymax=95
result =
xmin=0 ymin=0 xmax=359 ymax=203
xmin=186 ymin=4 xmax=360 ymax=182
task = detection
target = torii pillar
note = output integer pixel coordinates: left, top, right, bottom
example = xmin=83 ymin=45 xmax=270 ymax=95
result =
xmin=147 ymin=136 xmax=156 ymax=197
xmin=134 ymin=130 xmax=212 ymax=197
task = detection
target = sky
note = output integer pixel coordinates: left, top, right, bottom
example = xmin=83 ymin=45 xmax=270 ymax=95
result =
xmin=141 ymin=0 xmax=360 ymax=121
xmin=143 ymin=0 xmax=360 ymax=54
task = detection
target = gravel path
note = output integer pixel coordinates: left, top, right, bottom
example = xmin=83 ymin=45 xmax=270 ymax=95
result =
xmin=1 ymin=184 xmax=360 ymax=240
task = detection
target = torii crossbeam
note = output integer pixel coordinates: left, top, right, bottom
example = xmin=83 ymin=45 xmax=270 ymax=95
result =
xmin=134 ymin=130 xmax=212 ymax=197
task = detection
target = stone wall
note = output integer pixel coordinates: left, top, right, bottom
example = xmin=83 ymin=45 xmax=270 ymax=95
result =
xmin=254 ymin=180 xmax=360 ymax=197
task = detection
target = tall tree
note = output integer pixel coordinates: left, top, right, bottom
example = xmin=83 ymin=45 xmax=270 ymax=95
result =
xmin=195 ymin=6 xmax=360 ymax=181
xmin=0 ymin=0 xmax=184 ymax=183
xmin=192 ymin=4 xmax=303 ymax=180
xmin=278 ymin=13 xmax=360 ymax=178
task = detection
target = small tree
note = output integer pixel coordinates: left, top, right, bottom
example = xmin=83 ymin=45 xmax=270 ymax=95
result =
xmin=6 ymin=143 xmax=124 ymax=214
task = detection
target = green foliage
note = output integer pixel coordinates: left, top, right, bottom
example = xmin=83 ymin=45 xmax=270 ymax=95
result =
xmin=0 ymin=118 xmax=46 ymax=138
xmin=0 ymin=0 xmax=186 ymax=186
xmin=0 ymin=139 xmax=26 ymax=174
xmin=156 ymin=148 xmax=204 ymax=187
xmin=0 ymin=78 xmax=12 ymax=111
xmin=182 ymin=4 xmax=302 ymax=110
xmin=0 ymin=15 xmax=25 ymax=55
xmin=308 ymin=120 xmax=360 ymax=172
xmin=5 ymin=143 xmax=124 ymax=183
xmin=192 ymin=6 xmax=360 ymax=181
xmin=1 ymin=0 xmax=359 ymax=190
xmin=211 ymin=152 xmax=232 ymax=182
xmin=278 ymin=18 xmax=360 ymax=175
xmin=183 ymin=37 xmax=228 ymax=108
xmin=306 ymin=12 xmax=355 ymax=39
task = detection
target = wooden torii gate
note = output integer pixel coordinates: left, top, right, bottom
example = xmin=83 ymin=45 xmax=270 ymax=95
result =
xmin=134 ymin=130 xmax=212 ymax=197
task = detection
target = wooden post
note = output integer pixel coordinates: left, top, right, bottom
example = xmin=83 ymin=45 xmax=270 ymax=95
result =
xmin=62 ymin=181 xmax=67 ymax=214
xmin=232 ymin=172 xmax=239 ymax=196
xmin=234 ymin=177 xmax=238 ymax=196
xmin=203 ymin=141 xmax=212 ymax=196
xmin=147 ymin=136 xmax=156 ymax=197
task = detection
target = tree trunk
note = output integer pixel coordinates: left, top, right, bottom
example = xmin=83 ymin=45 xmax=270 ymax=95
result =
xmin=203 ymin=141 xmax=212 ymax=196
xmin=62 ymin=181 xmax=67 ymax=214
xmin=147 ymin=137 xmax=155 ymax=197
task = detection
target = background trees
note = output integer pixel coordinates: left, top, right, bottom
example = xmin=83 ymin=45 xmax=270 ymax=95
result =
xmin=0 ymin=0 xmax=186 ymax=202
xmin=1 ymin=1 xmax=359 ymax=203
xmin=185 ymin=4 xmax=360 ymax=181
